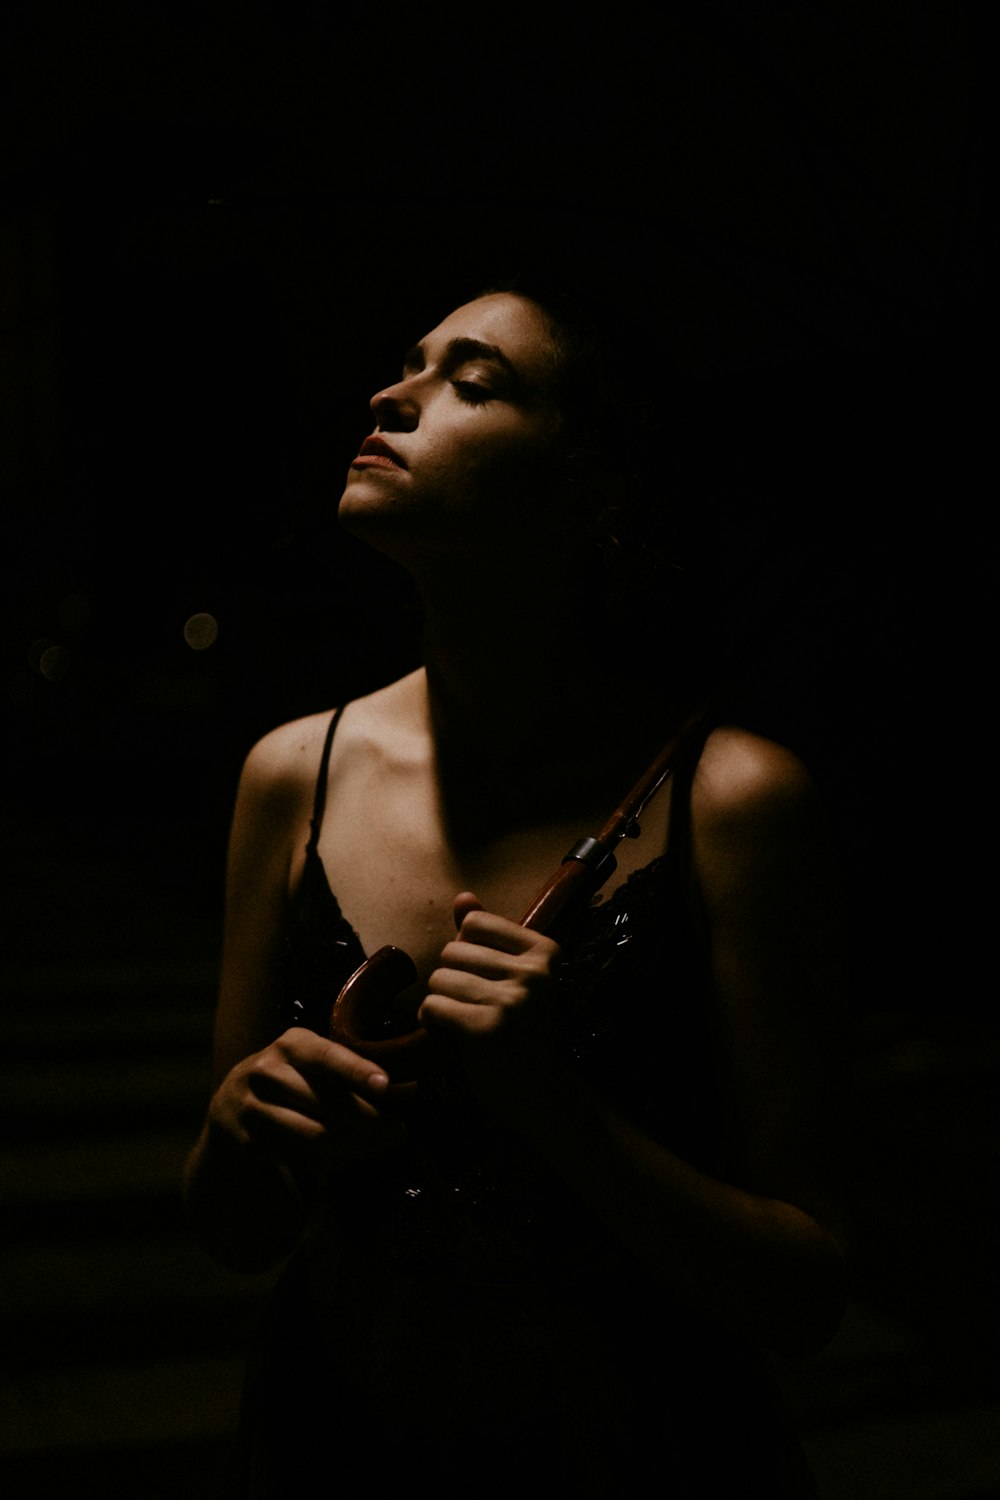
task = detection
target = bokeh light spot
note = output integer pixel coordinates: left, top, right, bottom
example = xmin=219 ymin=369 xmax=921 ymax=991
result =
xmin=28 ymin=638 xmax=54 ymax=672
xmin=184 ymin=612 xmax=219 ymax=650
xmin=39 ymin=645 xmax=71 ymax=681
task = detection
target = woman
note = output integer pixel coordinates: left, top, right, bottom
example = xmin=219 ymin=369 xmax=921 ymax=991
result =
xmin=184 ymin=285 xmax=851 ymax=1495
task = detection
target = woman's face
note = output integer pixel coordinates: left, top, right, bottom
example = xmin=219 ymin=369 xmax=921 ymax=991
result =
xmin=339 ymin=293 xmax=576 ymax=563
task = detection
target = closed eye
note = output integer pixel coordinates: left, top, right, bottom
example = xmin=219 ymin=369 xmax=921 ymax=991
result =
xmin=453 ymin=380 xmax=494 ymax=404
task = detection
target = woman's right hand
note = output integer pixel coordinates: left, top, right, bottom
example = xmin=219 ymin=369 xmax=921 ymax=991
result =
xmin=208 ymin=1026 xmax=408 ymax=1176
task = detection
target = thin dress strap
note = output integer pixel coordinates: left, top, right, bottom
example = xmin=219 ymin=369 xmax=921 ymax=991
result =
xmin=306 ymin=705 xmax=347 ymax=853
xmin=659 ymin=720 xmax=712 ymax=946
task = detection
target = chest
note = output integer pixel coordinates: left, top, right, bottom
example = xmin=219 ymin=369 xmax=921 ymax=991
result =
xmin=304 ymin=753 xmax=675 ymax=987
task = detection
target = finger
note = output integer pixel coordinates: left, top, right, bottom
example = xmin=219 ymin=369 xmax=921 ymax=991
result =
xmin=308 ymin=1051 xmax=393 ymax=1109
xmin=245 ymin=1056 xmax=367 ymax=1130
xmin=456 ymin=907 xmax=559 ymax=958
xmin=452 ymin=890 xmax=484 ymax=930
xmin=241 ymin=1051 xmax=330 ymax=1120
xmin=244 ymin=1102 xmax=329 ymax=1154
xmin=425 ymin=965 xmax=498 ymax=1006
xmin=248 ymin=1096 xmax=406 ymax=1165
xmin=281 ymin=1028 xmax=392 ymax=1099
xmin=418 ymin=992 xmax=499 ymax=1034
xmin=434 ymin=939 xmax=517 ymax=980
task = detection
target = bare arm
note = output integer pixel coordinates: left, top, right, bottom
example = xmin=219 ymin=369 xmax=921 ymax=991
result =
xmin=183 ymin=720 xmax=403 ymax=1272
xmin=420 ymin=730 xmax=852 ymax=1355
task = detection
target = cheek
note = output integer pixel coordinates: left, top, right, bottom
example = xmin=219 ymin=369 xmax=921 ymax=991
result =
xmin=445 ymin=432 xmax=568 ymax=514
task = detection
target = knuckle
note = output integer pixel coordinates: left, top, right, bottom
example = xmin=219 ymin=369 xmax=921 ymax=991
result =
xmin=417 ymin=993 xmax=444 ymax=1025
xmin=280 ymin=1025 xmax=317 ymax=1055
xmin=271 ymin=1032 xmax=298 ymax=1063
xmin=237 ymin=1100 xmax=274 ymax=1148
xmin=470 ymin=1005 xmax=503 ymax=1036
xmin=515 ymin=950 xmax=552 ymax=987
xmin=509 ymin=980 xmax=532 ymax=1009
xmin=244 ymin=1054 xmax=275 ymax=1089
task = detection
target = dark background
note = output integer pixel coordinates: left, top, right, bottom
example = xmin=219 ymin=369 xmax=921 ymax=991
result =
xmin=1 ymin=4 xmax=995 ymax=1496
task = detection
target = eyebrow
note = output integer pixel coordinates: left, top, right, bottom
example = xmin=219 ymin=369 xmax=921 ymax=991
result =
xmin=402 ymin=336 xmax=522 ymax=386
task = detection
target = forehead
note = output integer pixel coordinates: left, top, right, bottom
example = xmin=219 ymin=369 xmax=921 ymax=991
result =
xmin=422 ymin=294 xmax=559 ymax=383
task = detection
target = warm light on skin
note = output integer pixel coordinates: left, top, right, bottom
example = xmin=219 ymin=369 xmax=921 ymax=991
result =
xmin=338 ymin=294 xmax=576 ymax=566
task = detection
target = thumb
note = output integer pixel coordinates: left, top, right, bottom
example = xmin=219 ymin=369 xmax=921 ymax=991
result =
xmin=452 ymin=890 xmax=484 ymax=931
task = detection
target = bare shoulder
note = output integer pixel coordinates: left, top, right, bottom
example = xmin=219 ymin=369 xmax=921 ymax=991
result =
xmin=689 ymin=726 xmax=830 ymax=908
xmin=238 ymin=670 xmax=425 ymax=808
xmin=692 ymin=724 xmax=817 ymax=826
xmin=239 ymin=709 xmax=339 ymax=805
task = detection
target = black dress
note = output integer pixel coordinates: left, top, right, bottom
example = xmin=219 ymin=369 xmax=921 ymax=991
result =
xmin=234 ymin=707 xmax=817 ymax=1497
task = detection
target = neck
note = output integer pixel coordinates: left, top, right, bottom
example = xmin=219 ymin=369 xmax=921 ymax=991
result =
xmin=405 ymin=552 xmax=676 ymax=835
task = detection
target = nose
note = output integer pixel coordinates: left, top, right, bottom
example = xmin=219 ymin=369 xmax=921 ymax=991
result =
xmin=370 ymin=375 xmax=419 ymax=432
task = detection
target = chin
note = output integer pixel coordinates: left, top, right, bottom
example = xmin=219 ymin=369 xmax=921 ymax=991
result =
xmin=337 ymin=479 xmax=399 ymax=532
xmin=336 ymin=489 xmax=426 ymax=565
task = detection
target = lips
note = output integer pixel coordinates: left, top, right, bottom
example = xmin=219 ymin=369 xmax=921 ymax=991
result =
xmin=352 ymin=435 xmax=407 ymax=470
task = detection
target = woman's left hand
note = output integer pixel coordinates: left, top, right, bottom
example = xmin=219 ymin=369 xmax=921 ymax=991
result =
xmin=418 ymin=892 xmax=564 ymax=1128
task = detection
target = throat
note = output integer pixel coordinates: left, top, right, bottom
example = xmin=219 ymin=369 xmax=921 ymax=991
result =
xmin=427 ymin=683 xmax=677 ymax=853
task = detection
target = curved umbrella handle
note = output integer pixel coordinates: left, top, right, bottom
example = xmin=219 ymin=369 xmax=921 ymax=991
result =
xmin=328 ymin=945 xmax=430 ymax=1094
